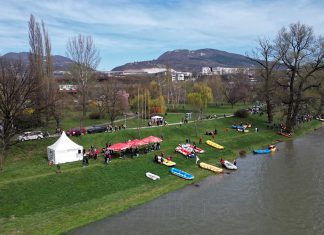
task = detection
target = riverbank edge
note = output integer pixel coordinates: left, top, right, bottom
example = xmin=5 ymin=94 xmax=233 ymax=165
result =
xmin=1 ymin=121 xmax=322 ymax=235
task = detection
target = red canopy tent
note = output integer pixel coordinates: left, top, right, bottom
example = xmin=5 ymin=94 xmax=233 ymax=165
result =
xmin=141 ymin=136 xmax=162 ymax=144
xmin=128 ymin=139 xmax=147 ymax=148
xmin=107 ymin=142 xmax=131 ymax=151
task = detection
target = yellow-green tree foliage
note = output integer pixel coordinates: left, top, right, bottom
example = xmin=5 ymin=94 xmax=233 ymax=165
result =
xmin=149 ymin=95 xmax=166 ymax=114
xmin=187 ymin=83 xmax=213 ymax=112
xmin=149 ymin=81 xmax=161 ymax=99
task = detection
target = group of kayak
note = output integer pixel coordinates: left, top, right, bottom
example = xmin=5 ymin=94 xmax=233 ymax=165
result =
xmin=147 ymin=140 xmax=237 ymax=180
xmin=146 ymin=129 xmax=278 ymax=181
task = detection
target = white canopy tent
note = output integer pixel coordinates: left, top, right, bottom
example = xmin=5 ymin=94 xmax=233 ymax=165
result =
xmin=151 ymin=115 xmax=163 ymax=122
xmin=47 ymin=131 xmax=83 ymax=164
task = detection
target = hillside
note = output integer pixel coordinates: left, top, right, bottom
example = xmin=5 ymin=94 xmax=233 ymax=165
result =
xmin=1 ymin=52 xmax=73 ymax=71
xmin=112 ymin=48 xmax=256 ymax=72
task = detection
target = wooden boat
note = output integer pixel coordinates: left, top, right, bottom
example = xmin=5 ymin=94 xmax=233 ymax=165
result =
xmin=145 ymin=172 xmax=160 ymax=180
xmin=206 ymin=140 xmax=224 ymax=150
xmin=170 ymin=167 xmax=194 ymax=180
xmin=221 ymin=160 xmax=237 ymax=170
xmin=199 ymin=162 xmax=223 ymax=173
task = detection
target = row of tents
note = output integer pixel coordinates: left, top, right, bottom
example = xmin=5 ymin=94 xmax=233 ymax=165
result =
xmin=107 ymin=136 xmax=162 ymax=151
xmin=47 ymin=131 xmax=162 ymax=165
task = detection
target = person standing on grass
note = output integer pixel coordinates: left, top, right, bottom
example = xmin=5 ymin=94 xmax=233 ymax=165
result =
xmin=212 ymin=132 xmax=215 ymax=140
xmin=199 ymin=135 xmax=203 ymax=144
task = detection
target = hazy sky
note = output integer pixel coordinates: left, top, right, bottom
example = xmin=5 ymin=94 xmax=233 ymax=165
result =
xmin=1 ymin=0 xmax=324 ymax=70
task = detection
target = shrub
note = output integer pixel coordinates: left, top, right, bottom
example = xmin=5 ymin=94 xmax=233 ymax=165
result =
xmin=89 ymin=112 xmax=102 ymax=119
xmin=234 ymin=109 xmax=249 ymax=118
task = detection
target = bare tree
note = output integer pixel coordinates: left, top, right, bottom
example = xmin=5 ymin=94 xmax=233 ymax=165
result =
xmin=222 ymin=73 xmax=250 ymax=108
xmin=28 ymin=14 xmax=55 ymax=126
xmin=275 ymin=22 xmax=324 ymax=131
xmin=28 ymin=14 xmax=44 ymax=124
xmin=0 ymin=59 xmax=37 ymax=170
xmin=66 ymin=34 xmax=101 ymax=125
xmin=42 ymin=20 xmax=53 ymax=125
xmin=249 ymin=38 xmax=281 ymax=123
xmin=100 ymin=79 xmax=129 ymax=126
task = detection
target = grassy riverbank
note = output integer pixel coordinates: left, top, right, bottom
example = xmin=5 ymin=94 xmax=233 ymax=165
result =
xmin=0 ymin=115 xmax=322 ymax=235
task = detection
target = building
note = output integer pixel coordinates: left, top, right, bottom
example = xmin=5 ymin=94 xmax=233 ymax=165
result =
xmin=58 ymin=84 xmax=78 ymax=93
xmin=201 ymin=66 xmax=254 ymax=76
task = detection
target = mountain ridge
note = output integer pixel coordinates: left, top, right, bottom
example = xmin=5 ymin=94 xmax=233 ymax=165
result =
xmin=112 ymin=48 xmax=256 ymax=73
xmin=1 ymin=52 xmax=73 ymax=71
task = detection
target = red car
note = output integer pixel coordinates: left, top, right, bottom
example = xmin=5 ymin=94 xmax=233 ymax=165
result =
xmin=66 ymin=128 xmax=87 ymax=136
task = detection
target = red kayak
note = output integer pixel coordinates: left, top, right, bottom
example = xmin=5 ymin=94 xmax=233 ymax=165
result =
xmin=180 ymin=144 xmax=205 ymax=154
xmin=175 ymin=146 xmax=196 ymax=158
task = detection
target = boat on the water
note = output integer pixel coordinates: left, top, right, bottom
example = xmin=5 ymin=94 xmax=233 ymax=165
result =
xmin=145 ymin=172 xmax=160 ymax=180
xmin=206 ymin=140 xmax=224 ymax=150
xmin=199 ymin=162 xmax=223 ymax=173
xmin=170 ymin=167 xmax=194 ymax=180
xmin=253 ymin=145 xmax=277 ymax=154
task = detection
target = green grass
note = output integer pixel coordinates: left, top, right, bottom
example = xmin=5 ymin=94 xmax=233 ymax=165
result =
xmin=0 ymin=114 xmax=322 ymax=235
xmin=53 ymin=103 xmax=250 ymax=131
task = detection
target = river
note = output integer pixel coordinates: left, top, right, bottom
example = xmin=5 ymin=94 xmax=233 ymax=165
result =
xmin=70 ymin=127 xmax=324 ymax=235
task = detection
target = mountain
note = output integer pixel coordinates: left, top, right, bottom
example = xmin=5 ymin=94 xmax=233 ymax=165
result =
xmin=1 ymin=52 xmax=73 ymax=71
xmin=112 ymin=48 xmax=256 ymax=73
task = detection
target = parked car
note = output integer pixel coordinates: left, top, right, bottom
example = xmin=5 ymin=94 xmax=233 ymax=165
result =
xmin=66 ymin=128 xmax=87 ymax=137
xmin=87 ymin=125 xmax=108 ymax=134
xmin=18 ymin=131 xmax=45 ymax=141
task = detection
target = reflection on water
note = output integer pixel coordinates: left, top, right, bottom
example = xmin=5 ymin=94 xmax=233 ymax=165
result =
xmin=70 ymin=128 xmax=324 ymax=235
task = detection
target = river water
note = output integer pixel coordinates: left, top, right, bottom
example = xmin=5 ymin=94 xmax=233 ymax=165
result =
xmin=70 ymin=127 xmax=324 ymax=235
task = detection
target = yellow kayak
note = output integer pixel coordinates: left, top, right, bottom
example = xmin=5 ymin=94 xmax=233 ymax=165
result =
xmin=206 ymin=140 xmax=224 ymax=150
xmin=162 ymin=158 xmax=176 ymax=167
xmin=199 ymin=162 xmax=223 ymax=173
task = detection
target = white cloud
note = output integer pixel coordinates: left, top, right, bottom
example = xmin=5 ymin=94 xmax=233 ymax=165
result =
xmin=1 ymin=0 xmax=324 ymax=69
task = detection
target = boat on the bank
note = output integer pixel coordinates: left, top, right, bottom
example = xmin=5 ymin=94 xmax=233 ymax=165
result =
xmin=145 ymin=172 xmax=160 ymax=180
xmin=180 ymin=144 xmax=205 ymax=153
xmin=162 ymin=158 xmax=176 ymax=166
xmin=170 ymin=167 xmax=194 ymax=180
xmin=199 ymin=162 xmax=223 ymax=173
xmin=221 ymin=160 xmax=237 ymax=170
xmin=154 ymin=155 xmax=176 ymax=166
xmin=206 ymin=140 xmax=224 ymax=150
xmin=175 ymin=146 xmax=195 ymax=158
xmin=232 ymin=125 xmax=244 ymax=129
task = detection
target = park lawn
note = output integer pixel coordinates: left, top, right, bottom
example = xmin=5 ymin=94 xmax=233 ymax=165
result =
xmin=0 ymin=115 xmax=321 ymax=235
xmin=56 ymin=103 xmax=250 ymax=130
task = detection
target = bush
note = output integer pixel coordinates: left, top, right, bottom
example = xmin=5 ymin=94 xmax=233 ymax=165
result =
xmin=234 ymin=109 xmax=249 ymax=118
xmin=89 ymin=112 xmax=102 ymax=119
